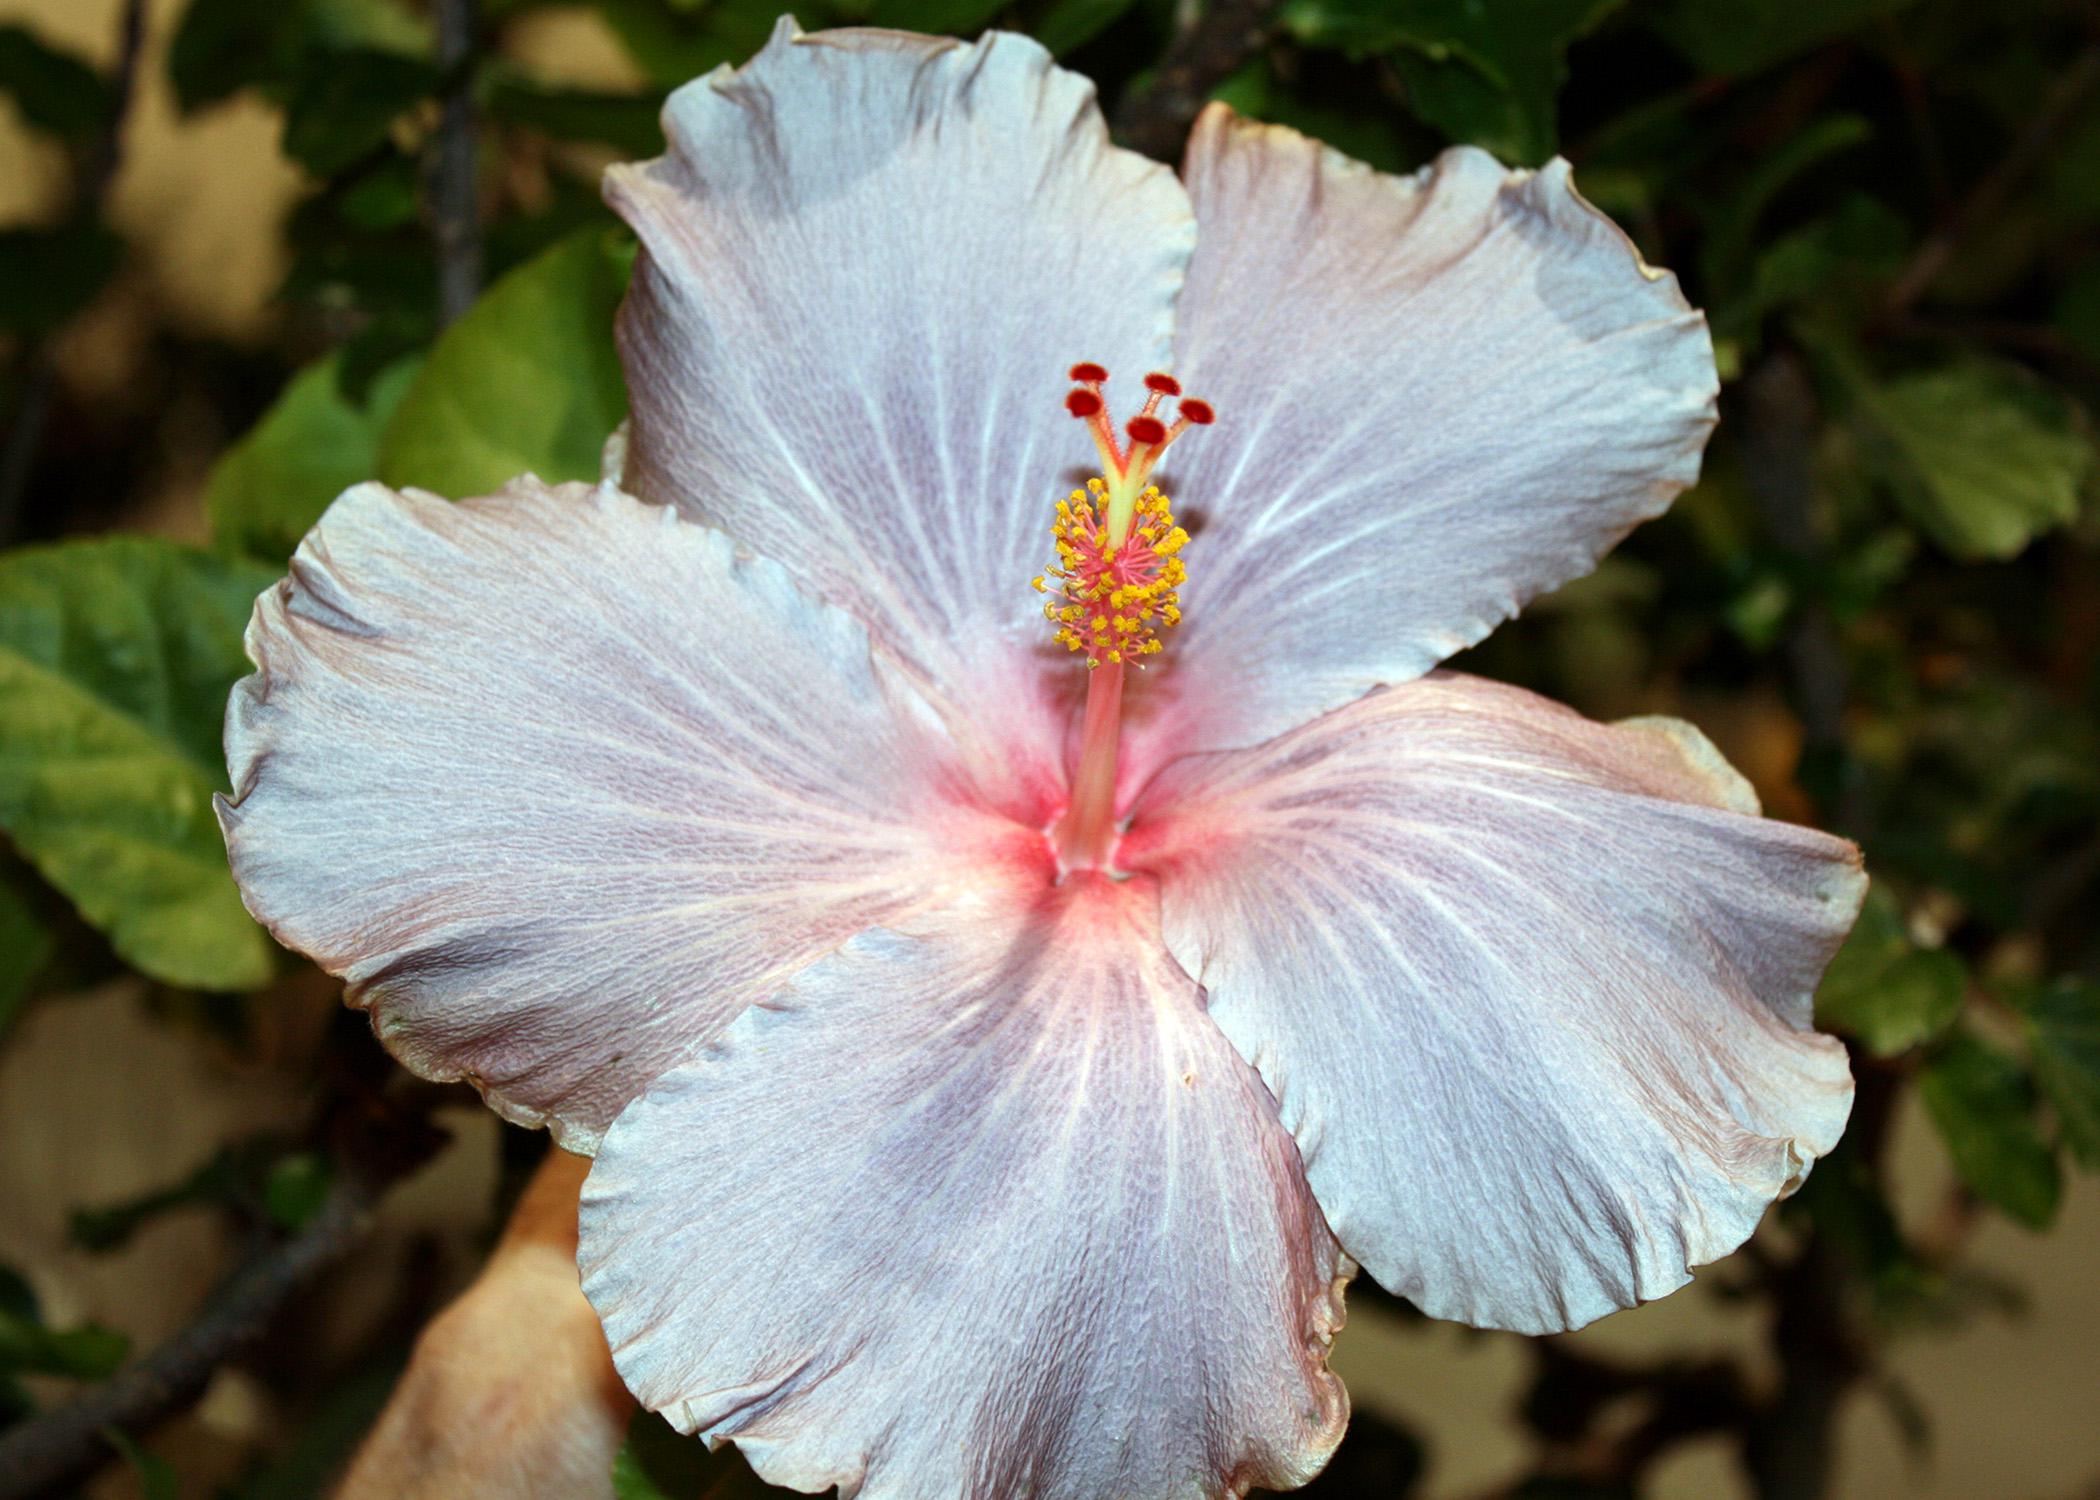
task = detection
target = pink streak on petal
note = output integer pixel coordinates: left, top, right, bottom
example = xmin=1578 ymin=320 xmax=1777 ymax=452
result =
xmin=1123 ymin=672 xmax=1862 ymax=1335
xmin=581 ymin=876 xmax=1350 ymax=1500
xmin=1124 ymin=109 xmax=1719 ymax=768
xmin=607 ymin=21 xmax=1194 ymax=759
xmin=218 ymin=477 xmax=1018 ymax=1153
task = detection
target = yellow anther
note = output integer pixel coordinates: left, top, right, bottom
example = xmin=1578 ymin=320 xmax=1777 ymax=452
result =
xmin=1031 ymin=471 xmax=1190 ymax=668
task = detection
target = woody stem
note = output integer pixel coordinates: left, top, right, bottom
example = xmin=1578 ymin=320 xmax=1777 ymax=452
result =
xmin=1056 ymin=660 xmax=1125 ymax=872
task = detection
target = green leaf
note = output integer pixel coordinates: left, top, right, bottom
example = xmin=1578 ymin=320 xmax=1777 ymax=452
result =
xmin=337 ymin=157 xmax=423 ymax=232
xmin=2059 ymin=259 xmax=2100 ymax=367
xmin=379 ymin=228 xmax=632 ymax=498
xmin=0 ymin=539 xmax=280 ymax=991
xmin=1282 ymin=0 xmax=1620 ymax=164
xmin=0 ymin=223 xmax=123 ymax=337
xmin=1726 ymin=195 xmax=1908 ymax=337
xmin=1210 ymin=59 xmax=1410 ymax=173
xmin=1919 ymin=1032 xmax=2062 ymax=1229
xmin=167 ymin=0 xmax=299 ymax=110
xmin=1701 ymin=114 xmax=1874 ymax=297
xmin=1841 ymin=353 xmax=2094 ymax=561
xmin=0 ymin=1291 xmax=129 ymax=1381
xmin=1028 ymin=0 xmax=1140 ymax=56
xmin=592 ymin=0 xmax=786 ymax=89
xmin=0 ymin=24 xmax=113 ymax=138
xmin=1648 ymin=0 xmax=1921 ymax=77
xmin=865 ymin=0 xmax=1006 ymax=33
xmin=207 ymin=353 xmax=422 ymax=563
xmin=69 ymin=1144 xmax=267 ymax=1251
xmin=613 ymin=1412 xmax=787 ymax=1499
xmin=282 ymin=47 xmax=439 ymax=176
xmin=104 ymin=1429 xmax=180 ymax=1500
xmin=484 ymin=76 xmax=666 ymax=156
xmin=302 ymin=0 xmax=434 ymax=54
xmin=1790 ymin=1136 xmax=1916 ymax=1296
xmin=169 ymin=0 xmax=430 ymax=112
xmin=2017 ymin=978 xmax=2100 ymax=1169
xmin=1814 ymin=887 xmax=1963 ymax=1056
xmin=0 ymin=1266 xmax=37 ymax=1325
xmin=0 ymin=875 xmax=54 ymax=1040
xmin=262 ymin=1152 xmax=334 ymax=1229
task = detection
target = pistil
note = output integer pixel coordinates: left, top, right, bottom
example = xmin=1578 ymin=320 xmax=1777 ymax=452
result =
xmin=1039 ymin=364 xmax=1212 ymax=873
xmin=1058 ymin=659 xmax=1125 ymax=871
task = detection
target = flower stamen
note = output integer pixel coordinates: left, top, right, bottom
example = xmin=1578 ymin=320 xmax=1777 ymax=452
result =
xmin=1036 ymin=364 xmax=1210 ymax=668
xmin=1043 ymin=363 xmax=1214 ymax=875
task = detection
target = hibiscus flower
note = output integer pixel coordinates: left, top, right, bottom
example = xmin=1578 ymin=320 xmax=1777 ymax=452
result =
xmin=218 ymin=20 xmax=1866 ymax=1499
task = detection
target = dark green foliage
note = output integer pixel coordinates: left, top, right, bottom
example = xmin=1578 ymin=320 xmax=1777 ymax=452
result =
xmin=1816 ymin=889 xmax=1964 ymax=1057
xmin=0 ymin=224 xmax=123 ymax=338
xmin=68 ymin=1135 xmax=331 ymax=1251
xmin=102 ymin=1429 xmax=180 ymax=1500
xmin=1920 ymin=1031 xmax=2063 ymax=1229
xmin=167 ymin=0 xmax=309 ymax=111
xmin=262 ymin=1152 xmax=334 ymax=1230
xmin=1283 ymin=0 xmax=1621 ymax=163
xmin=483 ymin=75 xmax=668 ymax=155
xmin=0 ymin=25 xmax=113 ymax=138
xmin=0 ymin=1266 xmax=129 ymax=1391
xmin=1649 ymin=0 xmax=1921 ymax=77
xmin=2019 ymin=979 xmax=2100 ymax=1168
xmin=591 ymin=0 xmax=799 ymax=87
xmin=614 ymin=1412 xmax=783 ymax=1499
xmin=1025 ymin=0 xmax=1142 ymax=57
xmin=167 ymin=0 xmax=430 ymax=113
xmin=282 ymin=48 xmax=441 ymax=177
xmin=0 ymin=878 xmax=52 ymax=1041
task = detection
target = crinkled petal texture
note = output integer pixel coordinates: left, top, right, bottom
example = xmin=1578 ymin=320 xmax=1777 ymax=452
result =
xmin=581 ymin=878 xmax=1348 ymax=1500
xmin=219 ymin=478 xmax=996 ymax=1153
xmin=1131 ymin=108 xmax=1719 ymax=763
xmin=1121 ymin=673 xmax=1864 ymax=1335
xmin=609 ymin=20 xmax=1193 ymax=762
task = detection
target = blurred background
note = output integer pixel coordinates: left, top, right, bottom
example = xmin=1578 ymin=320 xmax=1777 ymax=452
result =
xmin=1 ymin=0 xmax=2097 ymax=1496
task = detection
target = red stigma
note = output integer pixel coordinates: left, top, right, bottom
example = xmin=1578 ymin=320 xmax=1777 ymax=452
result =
xmin=1056 ymin=359 xmax=1214 ymax=483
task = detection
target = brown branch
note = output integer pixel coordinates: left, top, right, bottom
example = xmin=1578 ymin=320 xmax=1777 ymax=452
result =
xmin=1730 ymin=348 xmax=1906 ymax=1500
xmin=0 ymin=0 xmax=147 ymax=543
xmin=0 ymin=1176 xmax=375 ymax=1500
xmin=1112 ymin=0 xmax=1285 ymax=163
xmin=1510 ymin=1340 xmax=1753 ymax=1491
xmin=1882 ymin=42 xmax=2100 ymax=317
xmin=432 ymin=0 xmax=483 ymax=325
xmin=1738 ymin=351 xmax=1862 ymax=835
xmin=0 ymin=1095 xmax=447 ymax=1500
